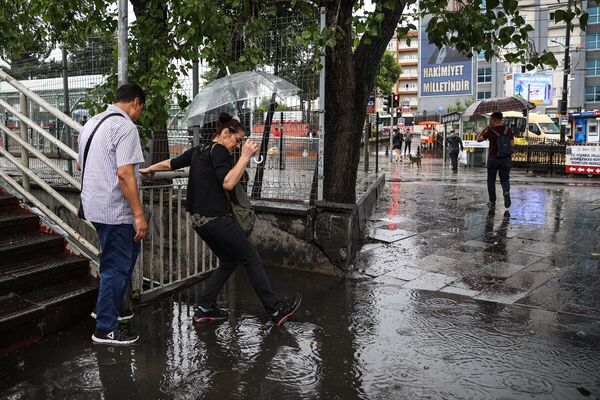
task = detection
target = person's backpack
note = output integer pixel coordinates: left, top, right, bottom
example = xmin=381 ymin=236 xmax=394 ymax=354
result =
xmin=495 ymin=126 xmax=512 ymax=158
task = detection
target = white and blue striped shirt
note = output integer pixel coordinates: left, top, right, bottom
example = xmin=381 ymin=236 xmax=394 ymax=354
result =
xmin=77 ymin=105 xmax=144 ymax=225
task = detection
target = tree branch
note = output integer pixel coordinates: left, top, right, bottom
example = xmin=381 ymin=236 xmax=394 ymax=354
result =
xmin=353 ymin=0 xmax=406 ymax=91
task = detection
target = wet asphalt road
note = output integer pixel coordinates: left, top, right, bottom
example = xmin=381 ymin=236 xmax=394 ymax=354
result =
xmin=1 ymin=156 xmax=599 ymax=399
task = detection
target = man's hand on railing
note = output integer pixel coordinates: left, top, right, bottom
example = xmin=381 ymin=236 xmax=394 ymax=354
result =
xmin=134 ymin=214 xmax=148 ymax=241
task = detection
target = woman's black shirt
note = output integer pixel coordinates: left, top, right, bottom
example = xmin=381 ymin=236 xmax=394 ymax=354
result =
xmin=170 ymin=143 xmax=232 ymax=217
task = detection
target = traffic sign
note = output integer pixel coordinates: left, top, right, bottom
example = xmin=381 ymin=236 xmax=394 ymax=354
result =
xmin=367 ymin=95 xmax=375 ymax=114
xmin=565 ymin=146 xmax=600 ymax=175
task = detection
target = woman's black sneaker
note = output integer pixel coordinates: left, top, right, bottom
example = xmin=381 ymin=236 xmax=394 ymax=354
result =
xmin=271 ymin=294 xmax=302 ymax=326
xmin=193 ymin=305 xmax=229 ymax=324
xmin=92 ymin=328 xmax=139 ymax=345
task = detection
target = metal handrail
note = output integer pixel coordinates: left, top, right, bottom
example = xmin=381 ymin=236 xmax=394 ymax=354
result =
xmin=0 ymin=68 xmax=83 ymax=133
xmin=0 ymin=98 xmax=78 ymax=160
xmin=0 ymin=147 xmax=89 ymax=222
xmin=0 ymin=169 xmax=99 ymax=259
xmin=0 ymin=69 xmax=98 ymax=261
xmin=0 ymin=124 xmax=81 ymax=189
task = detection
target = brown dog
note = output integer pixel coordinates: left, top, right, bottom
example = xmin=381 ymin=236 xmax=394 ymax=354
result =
xmin=407 ymin=154 xmax=422 ymax=168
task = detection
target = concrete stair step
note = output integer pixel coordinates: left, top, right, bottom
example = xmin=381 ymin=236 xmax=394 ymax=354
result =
xmin=0 ymin=277 xmax=98 ymax=352
xmin=0 ymin=233 xmax=65 ymax=266
xmin=0 ymin=254 xmax=89 ymax=297
xmin=0 ymin=213 xmax=39 ymax=236
xmin=0 ymin=193 xmax=19 ymax=212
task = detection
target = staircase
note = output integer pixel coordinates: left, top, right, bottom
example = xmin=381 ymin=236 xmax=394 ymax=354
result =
xmin=0 ymin=188 xmax=97 ymax=354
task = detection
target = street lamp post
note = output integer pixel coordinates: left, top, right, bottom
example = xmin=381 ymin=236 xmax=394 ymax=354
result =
xmin=559 ymin=2 xmax=572 ymax=143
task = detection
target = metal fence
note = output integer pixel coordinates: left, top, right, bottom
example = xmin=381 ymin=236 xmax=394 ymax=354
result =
xmin=146 ymin=128 xmax=318 ymax=202
xmin=1 ymin=7 xmax=322 ymax=203
xmin=132 ymin=184 xmax=218 ymax=296
xmin=512 ymin=142 xmax=600 ymax=175
xmin=512 ymin=142 xmax=567 ymax=174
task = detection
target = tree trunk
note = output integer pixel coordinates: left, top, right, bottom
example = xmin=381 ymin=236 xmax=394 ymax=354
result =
xmin=323 ymin=0 xmax=405 ymax=203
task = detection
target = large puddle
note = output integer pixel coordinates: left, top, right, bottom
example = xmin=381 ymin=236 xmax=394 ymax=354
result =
xmin=1 ymin=266 xmax=599 ymax=399
xmin=2 ymin=175 xmax=600 ymax=399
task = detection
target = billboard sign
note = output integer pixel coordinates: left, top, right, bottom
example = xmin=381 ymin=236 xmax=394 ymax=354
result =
xmin=419 ymin=28 xmax=473 ymax=97
xmin=513 ymin=73 xmax=552 ymax=105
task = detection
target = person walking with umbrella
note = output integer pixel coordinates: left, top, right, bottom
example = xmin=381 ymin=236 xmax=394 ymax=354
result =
xmin=140 ymin=113 xmax=302 ymax=325
xmin=477 ymin=111 xmax=514 ymax=208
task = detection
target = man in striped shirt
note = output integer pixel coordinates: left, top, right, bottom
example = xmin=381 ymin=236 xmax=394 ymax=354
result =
xmin=77 ymin=84 xmax=148 ymax=345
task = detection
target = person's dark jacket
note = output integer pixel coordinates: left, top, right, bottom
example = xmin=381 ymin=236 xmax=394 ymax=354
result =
xmin=392 ymin=133 xmax=403 ymax=147
xmin=446 ymin=135 xmax=464 ymax=154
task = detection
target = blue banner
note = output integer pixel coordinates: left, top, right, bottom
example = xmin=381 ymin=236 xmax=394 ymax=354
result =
xmin=419 ymin=29 xmax=473 ymax=97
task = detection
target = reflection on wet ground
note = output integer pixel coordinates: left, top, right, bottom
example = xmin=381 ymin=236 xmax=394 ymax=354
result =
xmin=1 ymin=268 xmax=599 ymax=399
xmin=1 ymin=158 xmax=599 ymax=399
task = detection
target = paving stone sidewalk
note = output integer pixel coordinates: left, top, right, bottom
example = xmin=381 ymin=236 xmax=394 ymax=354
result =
xmin=357 ymin=156 xmax=600 ymax=318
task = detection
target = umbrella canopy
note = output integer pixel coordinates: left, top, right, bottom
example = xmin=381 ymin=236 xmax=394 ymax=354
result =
xmin=463 ymin=96 xmax=535 ymax=117
xmin=417 ymin=121 xmax=441 ymax=125
xmin=185 ymin=71 xmax=301 ymax=127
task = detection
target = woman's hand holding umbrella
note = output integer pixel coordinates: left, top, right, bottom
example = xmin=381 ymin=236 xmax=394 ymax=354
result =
xmin=241 ymin=139 xmax=261 ymax=164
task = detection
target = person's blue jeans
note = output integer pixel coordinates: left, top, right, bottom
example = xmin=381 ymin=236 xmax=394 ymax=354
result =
xmin=93 ymin=223 xmax=141 ymax=332
xmin=487 ymin=157 xmax=511 ymax=203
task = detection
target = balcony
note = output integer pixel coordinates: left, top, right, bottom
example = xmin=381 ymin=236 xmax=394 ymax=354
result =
xmin=398 ymin=59 xmax=418 ymax=66
xmin=397 ymin=47 xmax=418 ymax=53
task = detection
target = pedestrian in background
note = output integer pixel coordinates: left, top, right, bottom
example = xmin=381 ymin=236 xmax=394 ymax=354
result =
xmin=78 ymin=83 xmax=148 ymax=345
xmin=140 ymin=113 xmax=302 ymax=326
xmin=446 ymin=129 xmax=464 ymax=173
xmin=392 ymin=129 xmax=403 ymax=163
xmin=403 ymin=129 xmax=412 ymax=156
xmin=476 ymin=111 xmax=514 ymax=208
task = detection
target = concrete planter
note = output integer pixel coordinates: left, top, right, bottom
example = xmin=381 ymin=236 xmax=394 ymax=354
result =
xmin=252 ymin=174 xmax=385 ymax=276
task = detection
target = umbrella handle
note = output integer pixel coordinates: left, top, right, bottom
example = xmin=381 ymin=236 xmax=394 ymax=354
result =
xmin=253 ymin=155 xmax=264 ymax=164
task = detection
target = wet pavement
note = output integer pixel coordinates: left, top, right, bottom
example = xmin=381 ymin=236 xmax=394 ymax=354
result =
xmin=1 ymin=155 xmax=600 ymax=399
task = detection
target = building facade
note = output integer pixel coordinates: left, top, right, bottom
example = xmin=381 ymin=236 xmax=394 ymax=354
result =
xmin=390 ymin=2 xmax=596 ymax=117
xmin=393 ymin=30 xmax=420 ymax=115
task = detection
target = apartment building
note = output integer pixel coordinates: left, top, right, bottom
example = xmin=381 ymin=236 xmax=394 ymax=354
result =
xmin=410 ymin=1 xmax=596 ymax=116
xmin=480 ymin=0 xmax=586 ymax=115
xmin=393 ymin=30 xmax=419 ymax=115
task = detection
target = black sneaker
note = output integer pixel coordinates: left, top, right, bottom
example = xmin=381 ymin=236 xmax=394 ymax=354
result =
xmin=91 ymin=309 xmax=134 ymax=322
xmin=193 ymin=305 xmax=229 ymax=324
xmin=271 ymin=294 xmax=302 ymax=326
xmin=503 ymin=192 xmax=511 ymax=208
xmin=92 ymin=328 xmax=139 ymax=345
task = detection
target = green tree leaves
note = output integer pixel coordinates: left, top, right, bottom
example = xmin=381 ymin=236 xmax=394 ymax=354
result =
xmin=375 ymin=51 xmax=402 ymax=95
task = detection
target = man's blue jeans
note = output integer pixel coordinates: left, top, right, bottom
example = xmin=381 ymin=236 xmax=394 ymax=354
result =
xmin=93 ymin=223 xmax=141 ymax=332
xmin=487 ymin=157 xmax=511 ymax=203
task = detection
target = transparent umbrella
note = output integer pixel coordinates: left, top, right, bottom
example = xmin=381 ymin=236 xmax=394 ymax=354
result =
xmin=184 ymin=71 xmax=301 ymax=127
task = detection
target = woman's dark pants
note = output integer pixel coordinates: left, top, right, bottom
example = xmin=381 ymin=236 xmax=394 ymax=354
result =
xmin=194 ymin=216 xmax=279 ymax=314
